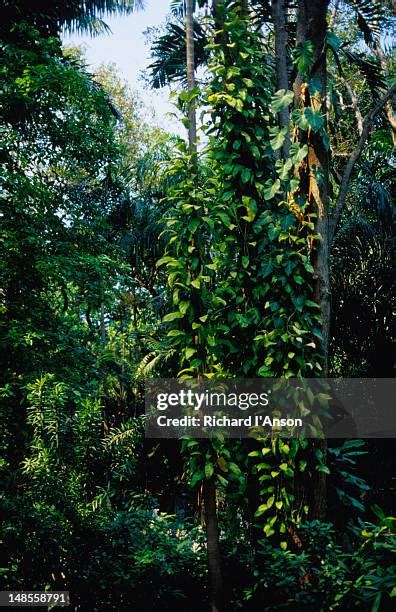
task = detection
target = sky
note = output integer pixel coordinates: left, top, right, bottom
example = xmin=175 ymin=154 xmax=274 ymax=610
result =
xmin=62 ymin=0 xmax=180 ymax=133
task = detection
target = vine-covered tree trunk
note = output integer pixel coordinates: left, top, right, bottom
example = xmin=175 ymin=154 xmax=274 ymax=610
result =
xmin=271 ymin=0 xmax=290 ymax=158
xmin=294 ymin=0 xmax=330 ymax=371
xmin=293 ymin=0 xmax=330 ymax=520
xmin=185 ymin=2 xmax=224 ymax=606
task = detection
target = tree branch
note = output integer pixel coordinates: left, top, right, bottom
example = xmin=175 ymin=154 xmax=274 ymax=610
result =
xmin=328 ymin=0 xmax=340 ymax=31
xmin=372 ymin=42 xmax=396 ymax=146
xmin=330 ymin=83 xmax=396 ymax=244
xmin=340 ymin=76 xmax=363 ymax=135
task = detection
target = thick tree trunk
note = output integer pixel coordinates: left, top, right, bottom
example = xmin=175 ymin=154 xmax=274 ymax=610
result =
xmin=294 ymin=0 xmax=330 ymax=520
xmin=186 ymin=0 xmax=197 ymax=155
xmin=203 ymin=479 xmax=224 ymax=612
xmin=294 ymin=0 xmax=330 ymax=373
xmin=271 ymin=0 xmax=290 ymax=158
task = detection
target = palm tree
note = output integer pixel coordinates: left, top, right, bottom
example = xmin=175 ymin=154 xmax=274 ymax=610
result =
xmin=0 ymin=0 xmax=144 ymax=38
xmin=146 ymin=3 xmax=209 ymax=89
xmin=186 ymin=0 xmax=197 ymax=154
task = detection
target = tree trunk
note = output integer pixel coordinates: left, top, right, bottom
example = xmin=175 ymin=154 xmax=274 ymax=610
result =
xmin=294 ymin=0 xmax=330 ymax=372
xmin=186 ymin=0 xmax=197 ymax=156
xmin=271 ymin=0 xmax=290 ymax=158
xmin=100 ymin=284 xmax=106 ymax=342
xmin=241 ymin=0 xmax=249 ymax=15
xmin=294 ymin=0 xmax=330 ymax=520
xmin=203 ymin=479 xmax=224 ymax=612
xmin=186 ymin=2 xmax=224 ymax=606
xmin=100 ymin=302 xmax=106 ymax=341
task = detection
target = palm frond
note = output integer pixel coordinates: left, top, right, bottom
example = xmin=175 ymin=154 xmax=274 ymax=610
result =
xmin=1 ymin=0 xmax=144 ymax=38
xmin=170 ymin=0 xmax=186 ymax=17
xmin=64 ymin=15 xmax=111 ymax=36
xmin=345 ymin=0 xmax=385 ymax=46
xmin=75 ymin=0 xmax=145 ymax=17
xmin=146 ymin=18 xmax=209 ymax=89
xmin=169 ymin=0 xmax=205 ymax=17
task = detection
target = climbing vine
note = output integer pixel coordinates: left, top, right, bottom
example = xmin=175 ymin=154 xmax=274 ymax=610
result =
xmin=159 ymin=1 xmax=330 ymax=545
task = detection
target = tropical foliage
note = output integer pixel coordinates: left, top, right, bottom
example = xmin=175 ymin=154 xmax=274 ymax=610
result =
xmin=0 ymin=0 xmax=394 ymax=610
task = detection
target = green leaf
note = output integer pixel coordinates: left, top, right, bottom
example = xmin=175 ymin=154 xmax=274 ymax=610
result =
xmin=241 ymin=167 xmax=251 ymax=183
xmin=316 ymin=465 xmax=330 ymax=474
xmin=188 ymin=218 xmax=200 ymax=232
xmin=156 ymin=255 xmax=175 ymax=268
xmin=326 ymin=32 xmax=341 ymax=51
xmin=275 ymin=158 xmax=293 ymax=181
xmin=266 ymin=495 xmax=275 ymax=508
xmin=217 ymin=474 xmax=228 ymax=487
xmin=255 ymin=504 xmax=268 ymax=517
xmin=163 ymin=311 xmax=184 ymax=322
xmin=242 ymin=196 xmax=257 ymax=221
xmin=371 ymin=593 xmax=382 ymax=612
xmin=271 ymin=89 xmax=294 ymax=113
xmin=190 ymin=470 xmax=204 ymax=487
xmin=290 ymin=143 xmax=308 ymax=164
xmin=293 ymin=41 xmax=314 ymax=75
xmin=218 ymin=212 xmax=233 ymax=227
xmin=228 ymin=462 xmax=241 ymax=475
xmin=263 ymin=179 xmax=281 ymax=201
xmin=308 ymin=77 xmax=322 ymax=95
xmin=304 ymin=108 xmax=324 ymax=133
xmin=205 ymin=463 xmax=214 ymax=479
xmin=269 ymin=126 xmax=287 ymax=151
xmin=185 ymin=347 xmax=196 ymax=360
